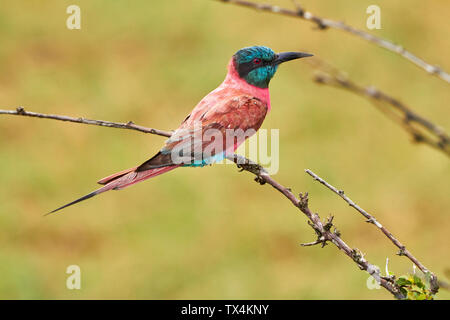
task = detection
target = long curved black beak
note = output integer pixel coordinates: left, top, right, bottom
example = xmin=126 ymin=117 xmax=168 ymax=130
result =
xmin=273 ymin=52 xmax=313 ymax=65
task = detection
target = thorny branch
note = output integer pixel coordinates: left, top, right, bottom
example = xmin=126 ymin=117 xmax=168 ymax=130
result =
xmin=311 ymin=62 xmax=450 ymax=157
xmin=4 ymin=107 xmax=439 ymax=298
xmin=215 ymin=0 xmax=450 ymax=84
xmin=305 ymin=169 xmax=439 ymax=294
xmin=225 ymin=154 xmax=404 ymax=298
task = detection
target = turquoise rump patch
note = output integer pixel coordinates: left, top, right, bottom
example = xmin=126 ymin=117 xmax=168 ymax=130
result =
xmin=182 ymin=152 xmax=226 ymax=167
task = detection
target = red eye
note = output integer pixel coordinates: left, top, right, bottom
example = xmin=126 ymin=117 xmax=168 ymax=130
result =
xmin=253 ymin=58 xmax=262 ymax=65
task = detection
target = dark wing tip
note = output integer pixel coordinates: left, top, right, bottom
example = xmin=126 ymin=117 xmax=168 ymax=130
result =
xmin=136 ymin=151 xmax=174 ymax=172
xmin=45 ymin=190 xmax=99 ymax=216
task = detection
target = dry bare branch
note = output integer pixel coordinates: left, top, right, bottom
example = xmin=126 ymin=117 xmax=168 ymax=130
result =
xmin=215 ymin=0 xmax=450 ymax=83
xmin=309 ymin=61 xmax=450 ymax=157
xmin=227 ymin=154 xmax=404 ymax=298
xmin=305 ymin=169 xmax=439 ymax=294
xmin=0 ymin=107 xmax=172 ymax=137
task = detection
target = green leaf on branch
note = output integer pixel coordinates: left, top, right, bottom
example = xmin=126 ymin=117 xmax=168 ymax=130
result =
xmin=396 ymin=274 xmax=434 ymax=300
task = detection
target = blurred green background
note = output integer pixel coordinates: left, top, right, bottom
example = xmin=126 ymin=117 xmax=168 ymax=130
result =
xmin=0 ymin=0 xmax=449 ymax=299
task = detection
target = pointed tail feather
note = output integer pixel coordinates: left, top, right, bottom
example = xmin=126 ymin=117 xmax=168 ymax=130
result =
xmin=46 ymin=189 xmax=102 ymax=215
xmin=46 ymin=184 xmax=114 ymax=216
xmin=47 ymin=165 xmax=180 ymax=215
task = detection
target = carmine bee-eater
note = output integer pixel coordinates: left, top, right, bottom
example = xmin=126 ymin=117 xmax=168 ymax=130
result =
xmin=50 ymin=46 xmax=312 ymax=214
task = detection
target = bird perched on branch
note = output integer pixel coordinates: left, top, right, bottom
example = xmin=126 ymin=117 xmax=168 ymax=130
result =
xmin=50 ymin=46 xmax=312 ymax=214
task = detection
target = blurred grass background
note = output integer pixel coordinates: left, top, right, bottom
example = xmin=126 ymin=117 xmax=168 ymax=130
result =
xmin=0 ymin=0 xmax=449 ymax=299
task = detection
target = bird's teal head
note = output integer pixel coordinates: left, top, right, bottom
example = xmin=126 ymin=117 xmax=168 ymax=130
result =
xmin=233 ymin=46 xmax=313 ymax=88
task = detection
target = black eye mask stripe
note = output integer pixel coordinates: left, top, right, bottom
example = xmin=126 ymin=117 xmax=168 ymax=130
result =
xmin=234 ymin=57 xmax=272 ymax=78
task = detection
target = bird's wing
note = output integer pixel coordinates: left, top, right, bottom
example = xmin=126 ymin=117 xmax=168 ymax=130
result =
xmin=142 ymin=94 xmax=268 ymax=168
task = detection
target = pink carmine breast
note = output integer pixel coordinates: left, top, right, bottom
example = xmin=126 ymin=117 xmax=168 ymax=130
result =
xmin=220 ymin=59 xmax=271 ymax=109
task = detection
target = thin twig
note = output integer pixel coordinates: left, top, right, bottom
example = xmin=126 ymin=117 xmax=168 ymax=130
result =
xmin=310 ymin=62 xmax=450 ymax=157
xmin=0 ymin=107 xmax=407 ymax=298
xmin=305 ymin=169 xmax=439 ymax=294
xmin=215 ymin=0 xmax=450 ymax=83
xmin=0 ymin=107 xmax=172 ymax=137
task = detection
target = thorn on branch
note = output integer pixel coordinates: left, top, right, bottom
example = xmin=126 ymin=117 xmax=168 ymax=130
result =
xmin=404 ymin=112 xmax=414 ymax=123
xmin=412 ymin=133 xmax=424 ymax=143
xmin=333 ymin=227 xmax=341 ymax=237
xmin=323 ymin=215 xmax=334 ymax=231
xmin=254 ymin=175 xmax=266 ymax=185
xmin=381 ymin=274 xmax=396 ymax=283
xmin=314 ymin=19 xmax=328 ymax=30
xmin=351 ymin=248 xmax=366 ymax=269
xmin=306 ymin=220 xmax=322 ymax=237
xmin=426 ymin=65 xmax=441 ymax=75
xmin=366 ymin=86 xmax=381 ymax=99
xmin=397 ymin=246 xmax=407 ymax=256
xmin=291 ymin=0 xmax=304 ymax=17
xmin=298 ymin=192 xmax=309 ymax=210
xmin=301 ymin=235 xmax=327 ymax=248
xmin=304 ymin=215 xmax=331 ymax=248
